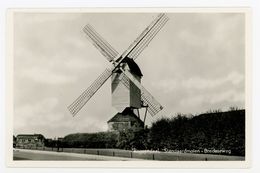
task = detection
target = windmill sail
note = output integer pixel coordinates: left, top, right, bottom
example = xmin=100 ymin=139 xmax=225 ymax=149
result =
xmin=120 ymin=13 xmax=169 ymax=61
xmin=83 ymin=13 xmax=168 ymax=65
xmin=68 ymin=68 xmax=112 ymax=116
xmin=83 ymin=24 xmax=119 ymax=62
xmin=68 ymin=13 xmax=168 ymax=117
xmin=129 ymin=15 xmax=169 ymax=60
xmin=120 ymin=68 xmax=163 ymax=116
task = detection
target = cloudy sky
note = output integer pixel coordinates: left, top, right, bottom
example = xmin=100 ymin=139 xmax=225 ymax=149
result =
xmin=13 ymin=12 xmax=245 ymax=138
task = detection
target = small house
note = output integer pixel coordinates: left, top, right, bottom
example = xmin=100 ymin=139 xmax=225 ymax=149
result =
xmin=108 ymin=108 xmax=144 ymax=131
xmin=16 ymin=134 xmax=45 ymax=148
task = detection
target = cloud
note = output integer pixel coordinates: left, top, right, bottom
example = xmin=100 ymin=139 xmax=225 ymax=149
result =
xmin=151 ymin=71 xmax=245 ymax=115
xmin=182 ymin=71 xmax=244 ymax=90
xmin=14 ymin=95 xmax=112 ymax=138
xmin=19 ymin=67 xmax=77 ymax=85
xmin=177 ymin=89 xmax=245 ymax=114
xmin=154 ymin=71 xmax=244 ymax=92
xmin=208 ymin=90 xmax=245 ymax=104
xmin=63 ymin=57 xmax=101 ymax=71
xmin=14 ymin=97 xmax=61 ymax=130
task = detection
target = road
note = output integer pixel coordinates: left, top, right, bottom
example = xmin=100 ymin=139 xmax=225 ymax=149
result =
xmin=13 ymin=149 xmax=142 ymax=161
xmin=13 ymin=148 xmax=245 ymax=161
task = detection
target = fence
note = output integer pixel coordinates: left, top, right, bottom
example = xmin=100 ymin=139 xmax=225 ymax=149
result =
xmin=15 ymin=146 xmax=245 ymax=161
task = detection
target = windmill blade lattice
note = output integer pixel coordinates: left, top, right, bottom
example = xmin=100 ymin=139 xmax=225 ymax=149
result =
xmin=129 ymin=15 xmax=169 ymax=60
xmin=121 ymin=13 xmax=169 ymax=60
xmin=83 ymin=24 xmax=119 ymax=62
xmin=68 ymin=68 xmax=112 ymax=116
xmin=120 ymin=73 xmax=163 ymax=116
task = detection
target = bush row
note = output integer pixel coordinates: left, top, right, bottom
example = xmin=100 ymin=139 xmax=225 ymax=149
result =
xmin=45 ymin=110 xmax=245 ymax=156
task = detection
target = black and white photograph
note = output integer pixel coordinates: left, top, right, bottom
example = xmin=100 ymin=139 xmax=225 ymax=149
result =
xmin=6 ymin=8 xmax=250 ymax=168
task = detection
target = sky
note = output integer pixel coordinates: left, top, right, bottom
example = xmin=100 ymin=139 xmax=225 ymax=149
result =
xmin=13 ymin=12 xmax=245 ymax=138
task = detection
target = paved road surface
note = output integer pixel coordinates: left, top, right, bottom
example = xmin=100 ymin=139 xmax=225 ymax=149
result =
xmin=13 ymin=149 xmax=142 ymax=161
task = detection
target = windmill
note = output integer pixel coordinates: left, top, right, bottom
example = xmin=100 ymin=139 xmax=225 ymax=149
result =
xmin=68 ymin=13 xmax=169 ymax=131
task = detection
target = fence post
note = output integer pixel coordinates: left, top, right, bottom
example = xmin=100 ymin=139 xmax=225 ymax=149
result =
xmin=97 ymin=150 xmax=99 ymax=155
xmin=84 ymin=149 xmax=86 ymax=154
xmin=152 ymin=153 xmax=155 ymax=160
xmin=112 ymin=151 xmax=115 ymax=157
xmin=130 ymin=152 xmax=132 ymax=158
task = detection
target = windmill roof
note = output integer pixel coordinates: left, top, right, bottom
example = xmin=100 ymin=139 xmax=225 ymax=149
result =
xmin=123 ymin=57 xmax=143 ymax=77
xmin=107 ymin=108 xmax=144 ymax=125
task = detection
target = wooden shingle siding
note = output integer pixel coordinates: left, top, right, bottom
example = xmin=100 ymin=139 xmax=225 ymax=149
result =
xmin=112 ymin=73 xmax=130 ymax=112
xmin=130 ymin=74 xmax=141 ymax=108
xmin=112 ymin=72 xmax=141 ymax=112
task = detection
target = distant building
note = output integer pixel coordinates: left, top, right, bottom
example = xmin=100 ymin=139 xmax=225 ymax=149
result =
xmin=57 ymin=137 xmax=64 ymax=141
xmin=108 ymin=108 xmax=144 ymax=131
xmin=16 ymin=134 xmax=45 ymax=148
xmin=13 ymin=135 xmax=16 ymax=148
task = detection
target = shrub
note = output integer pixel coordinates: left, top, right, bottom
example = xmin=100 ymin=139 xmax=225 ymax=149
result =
xmin=149 ymin=110 xmax=245 ymax=156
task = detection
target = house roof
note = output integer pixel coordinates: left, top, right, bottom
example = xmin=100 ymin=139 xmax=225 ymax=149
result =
xmin=16 ymin=134 xmax=45 ymax=139
xmin=107 ymin=108 xmax=144 ymax=125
